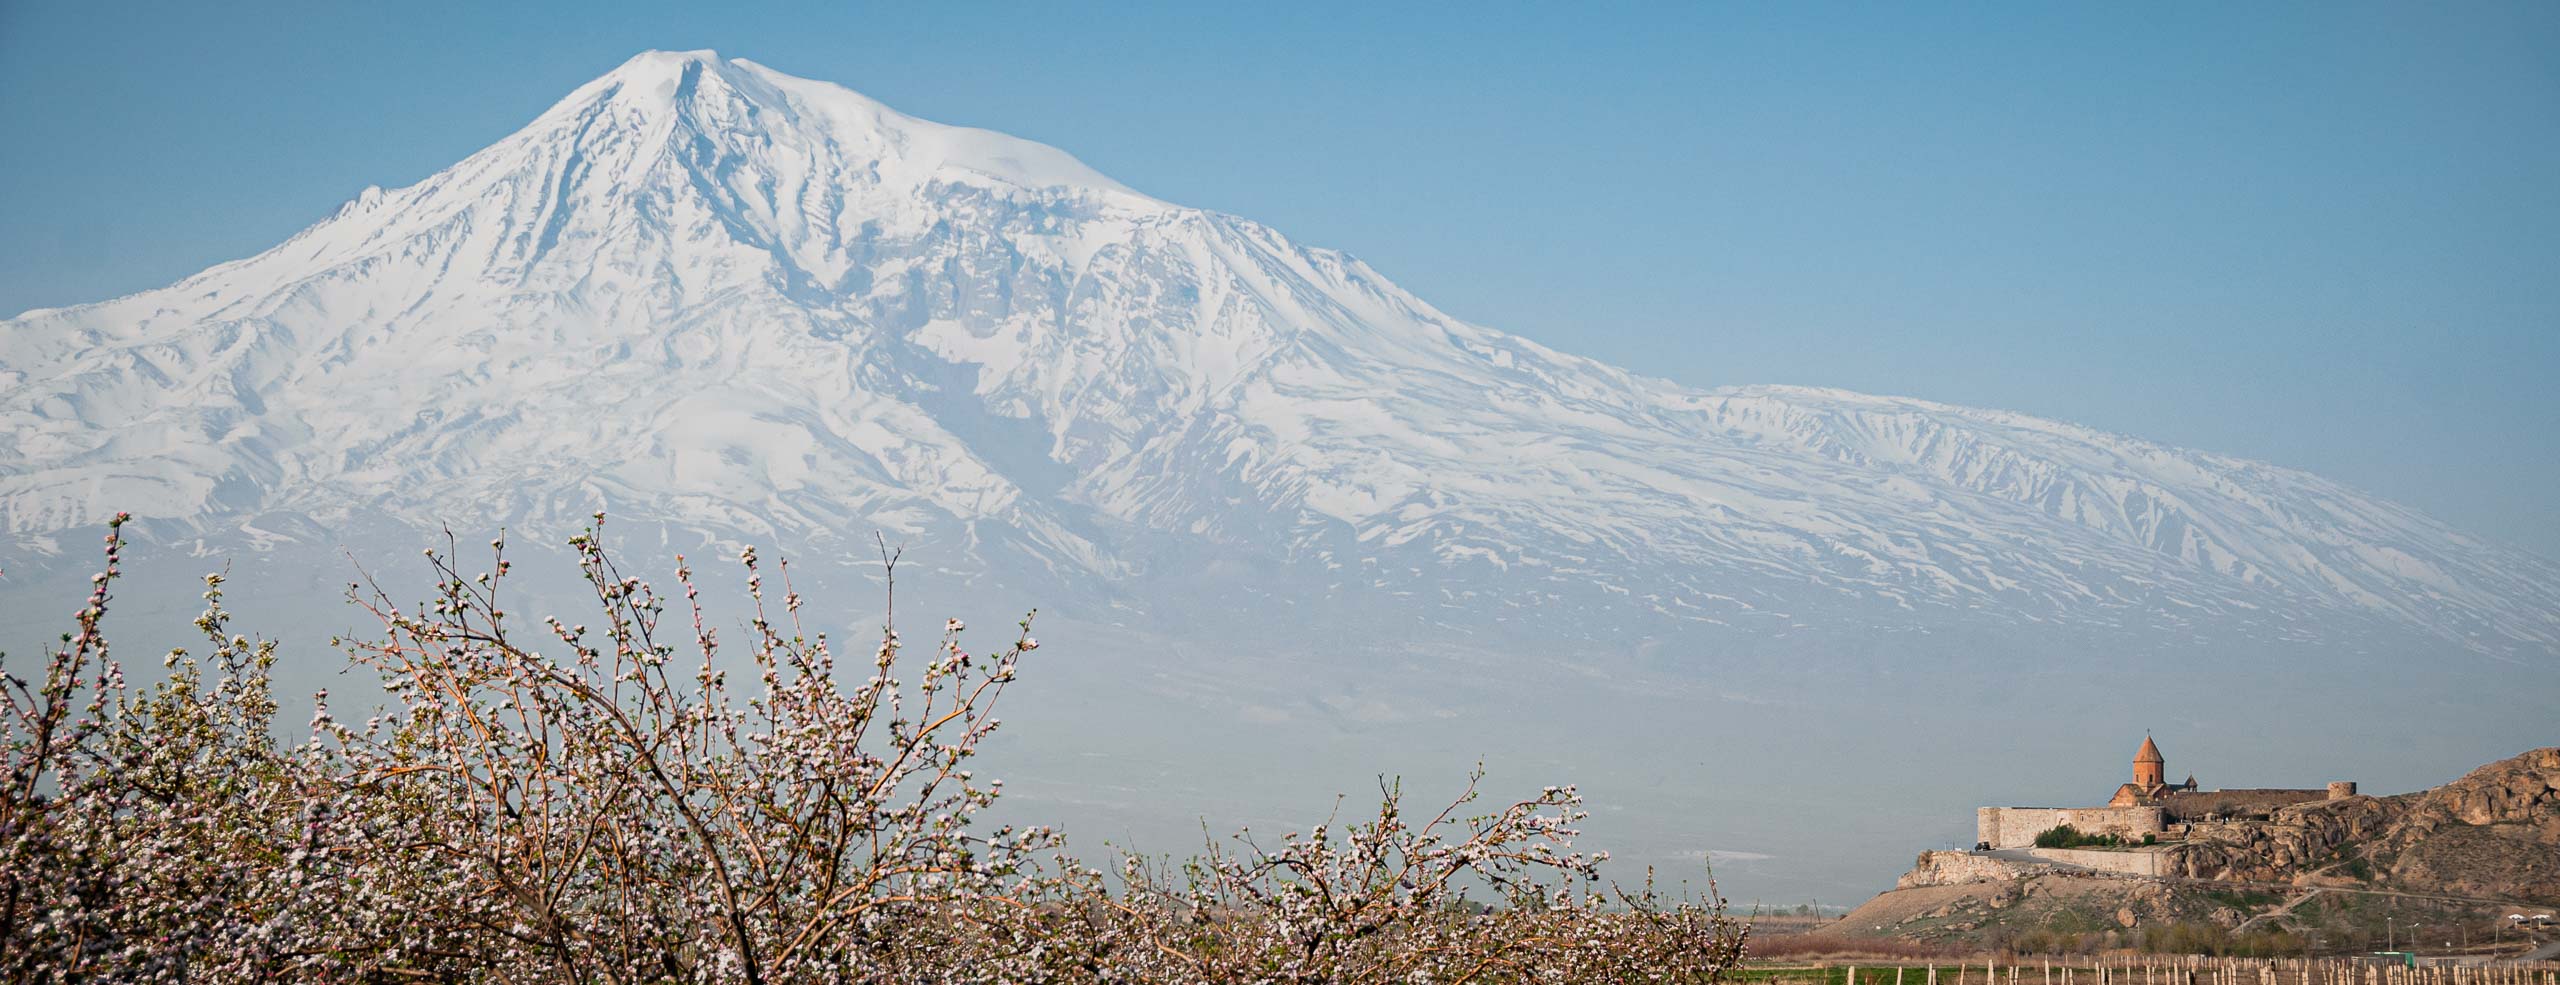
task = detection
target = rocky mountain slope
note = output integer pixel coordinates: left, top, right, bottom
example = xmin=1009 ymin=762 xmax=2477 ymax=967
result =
xmin=2168 ymin=746 xmax=2560 ymax=901
xmin=2 ymin=50 xmax=2552 ymax=663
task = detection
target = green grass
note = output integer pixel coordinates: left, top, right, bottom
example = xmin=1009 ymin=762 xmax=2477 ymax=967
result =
xmin=2204 ymin=889 xmax=2282 ymax=911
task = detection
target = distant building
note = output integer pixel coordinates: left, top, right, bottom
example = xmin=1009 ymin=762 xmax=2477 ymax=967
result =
xmin=1975 ymin=736 xmax=2353 ymax=850
xmin=2108 ymin=734 xmax=2198 ymax=806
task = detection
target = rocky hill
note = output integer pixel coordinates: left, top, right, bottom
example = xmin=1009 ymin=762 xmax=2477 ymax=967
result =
xmin=2168 ymin=747 xmax=2560 ymax=901
xmin=1830 ymin=749 xmax=2560 ymax=950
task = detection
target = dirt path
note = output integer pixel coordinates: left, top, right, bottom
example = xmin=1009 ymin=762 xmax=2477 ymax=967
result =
xmin=2233 ymin=887 xmax=2327 ymax=933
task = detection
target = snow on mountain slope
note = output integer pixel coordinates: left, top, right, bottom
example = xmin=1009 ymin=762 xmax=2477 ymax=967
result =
xmin=2 ymin=50 xmax=2553 ymax=660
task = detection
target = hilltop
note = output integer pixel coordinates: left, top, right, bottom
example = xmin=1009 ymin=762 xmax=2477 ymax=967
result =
xmin=1825 ymin=748 xmax=2560 ymax=953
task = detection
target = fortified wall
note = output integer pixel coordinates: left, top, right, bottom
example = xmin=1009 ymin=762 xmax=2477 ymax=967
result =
xmin=2158 ymin=788 xmax=2336 ymax=821
xmin=1968 ymin=737 xmax=2354 ymax=852
xmin=2028 ymin=846 xmax=2166 ymax=876
xmin=1898 ymin=850 xmax=2047 ymax=888
xmin=1976 ymin=806 xmax=2165 ymax=849
xmin=1900 ymin=845 xmax=2168 ymax=886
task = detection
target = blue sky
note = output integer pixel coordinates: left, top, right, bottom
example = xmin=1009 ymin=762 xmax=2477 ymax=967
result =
xmin=2 ymin=1 xmax=2555 ymax=557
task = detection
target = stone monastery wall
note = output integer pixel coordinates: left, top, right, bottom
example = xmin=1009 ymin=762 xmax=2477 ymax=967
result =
xmin=2158 ymin=789 xmax=2331 ymax=821
xmin=2027 ymin=847 xmax=2167 ymax=876
xmin=1897 ymin=850 xmax=2045 ymax=888
xmin=1976 ymin=806 xmax=2165 ymax=849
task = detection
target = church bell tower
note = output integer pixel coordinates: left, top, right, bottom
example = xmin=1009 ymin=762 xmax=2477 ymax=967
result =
xmin=2133 ymin=734 xmax=2166 ymax=790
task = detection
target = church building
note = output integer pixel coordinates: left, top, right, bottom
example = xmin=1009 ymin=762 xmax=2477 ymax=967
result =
xmin=1974 ymin=735 xmax=2355 ymax=851
xmin=2107 ymin=734 xmax=2199 ymax=807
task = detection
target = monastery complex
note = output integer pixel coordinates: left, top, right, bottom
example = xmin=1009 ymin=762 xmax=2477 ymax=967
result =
xmin=1975 ymin=735 xmax=2357 ymax=851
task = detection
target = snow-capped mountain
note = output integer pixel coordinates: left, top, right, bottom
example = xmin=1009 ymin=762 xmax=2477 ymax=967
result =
xmin=4 ymin=50 xmax=2554 ymax=663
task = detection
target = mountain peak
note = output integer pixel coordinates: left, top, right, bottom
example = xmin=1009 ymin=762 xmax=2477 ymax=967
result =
xmin=614 ymin=47 xmax=726 ymax=74
xmin=536 ymin=49 xmax=1158 ymax=208
xmin=56 ymin=50 xmax=1177 ymax=326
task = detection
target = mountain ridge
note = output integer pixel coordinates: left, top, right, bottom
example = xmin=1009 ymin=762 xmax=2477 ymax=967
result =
xmin=3 ymin=50 xmax=2553 ymax=662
